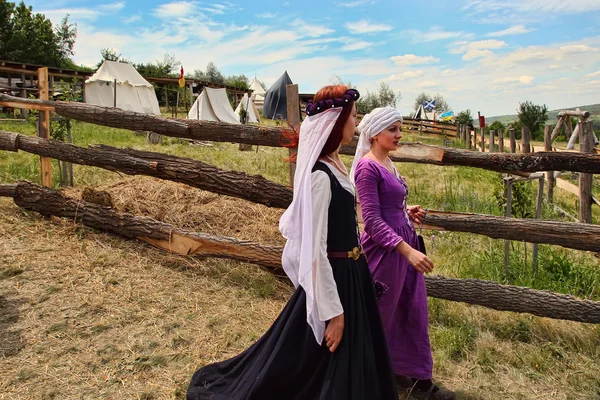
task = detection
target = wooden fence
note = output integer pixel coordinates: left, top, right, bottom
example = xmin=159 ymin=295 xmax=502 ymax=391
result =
xmin=1 ymin=76 xmax=600 ymax=324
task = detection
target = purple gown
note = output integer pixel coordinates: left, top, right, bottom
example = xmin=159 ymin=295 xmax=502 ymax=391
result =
xmin=355 ymin=158 xmax=433 ymax=380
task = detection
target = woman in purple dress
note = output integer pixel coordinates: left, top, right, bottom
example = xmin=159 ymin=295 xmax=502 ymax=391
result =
xmin=350 ymin=106 xmax=455 ymax=400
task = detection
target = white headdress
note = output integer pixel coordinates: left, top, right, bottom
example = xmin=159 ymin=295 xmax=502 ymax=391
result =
xmin=279 ymin=107 xmax=343 ymax=344
xmin=349 ymin=106 xmax=403 ymax=183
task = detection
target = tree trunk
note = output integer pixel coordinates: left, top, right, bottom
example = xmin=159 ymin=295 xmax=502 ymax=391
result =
xmin=4 ymin=181 xmax=283 ymax=270
xmin=425 ymin=275 xmax=600 ymax=323
xmin=0 ymin=131 xmax=293 ymax=208
xmin=422 ymin=211 xmax=600 ymax=252
xmin=2 ymin=181 xmax=600 ymax=324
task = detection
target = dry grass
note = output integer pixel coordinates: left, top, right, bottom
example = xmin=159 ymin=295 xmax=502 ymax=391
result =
xmin=1 ymin=121 xmax=599 ymax=399
xmin=0 ymin=180 xmax=291 ymax=399
xmin=1 ymin=176 xmax=599 ymax=399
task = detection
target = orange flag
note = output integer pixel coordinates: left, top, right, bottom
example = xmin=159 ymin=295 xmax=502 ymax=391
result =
xmin=178 ymin=66 xmax=185 ymax=88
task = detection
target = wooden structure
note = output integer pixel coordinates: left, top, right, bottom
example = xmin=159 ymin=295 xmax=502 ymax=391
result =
xmin=1 ymin=94 xmax=599 ymax=325
xmin=0 ymin=60 xmax=252 ymax=114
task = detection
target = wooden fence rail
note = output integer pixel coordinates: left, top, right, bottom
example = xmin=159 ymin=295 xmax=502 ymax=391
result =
xmin=2 ymin=131 xmax=600 ymax=252
xmin=1 ymin=95 xmax=599 ymax=176
xmin=1 ymin=181 xmax=599 ymax=324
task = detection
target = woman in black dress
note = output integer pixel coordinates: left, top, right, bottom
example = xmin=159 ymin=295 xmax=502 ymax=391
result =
xmin=187 ymin=85 xmax=398 ymax=400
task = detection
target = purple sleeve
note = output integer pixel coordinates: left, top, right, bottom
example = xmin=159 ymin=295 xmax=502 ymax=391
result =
xmin=355 ymin=160 xmax=403 ymax=251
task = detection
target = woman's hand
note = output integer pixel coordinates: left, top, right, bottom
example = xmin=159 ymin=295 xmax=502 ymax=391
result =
xmin=396 ymin=241 xmax=434 ymax=274
xmin=407 ymin=205 xmax=426 ymax=224
xmin=406 ymin=248 xmax=434 ymax=274
xmin=324 ymin=313 xmax=344 ymax=352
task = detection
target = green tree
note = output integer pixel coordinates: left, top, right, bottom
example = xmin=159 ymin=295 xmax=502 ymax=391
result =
xmin=225 ymin=74 xmax=249 ymax=89
xmin=486 ymin=120 xmax=506 ymax=135
xmin=517 ymin=100 xmax=548 ymax=141
xmin=356 ymin=82 xmax=401 ymax=114
xmin=413 ymin=92 xmax=450 ymax=113
xmin=456 ymin=109 xmax=473 ymax=125
xmin=0 ymin=1 xmax=68 ymax=67
xmin=54 ymin=14 xmax=77 ymax=63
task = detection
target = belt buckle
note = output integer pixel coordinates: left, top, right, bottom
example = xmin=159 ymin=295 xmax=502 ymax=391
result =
xmin=348 ymin=247 xmax=361 ymax=260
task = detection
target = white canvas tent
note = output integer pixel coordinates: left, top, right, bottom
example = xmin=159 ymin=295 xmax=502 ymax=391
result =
xmin=235 ymin=93 xmax=261 ymax=123
xmin=413 ymin=105 xmax=436 ymax=121
xmin=187 ymin=87 xmax=240 ymax=124
xmin=249 ymin=77 xmax=266 ymax=108
xmin=84 ymin=60 xmax=160 ymax=115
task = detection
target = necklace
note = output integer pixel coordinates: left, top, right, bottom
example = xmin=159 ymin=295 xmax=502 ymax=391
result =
xmin=371 ymin=153 xmax=396 ymax=177
xmin=324 ymin=155 xmax=348 ymax=176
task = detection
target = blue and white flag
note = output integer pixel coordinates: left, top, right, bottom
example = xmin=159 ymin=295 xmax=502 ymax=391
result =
xmin=424 ymin=100 xmax=436 ymax=109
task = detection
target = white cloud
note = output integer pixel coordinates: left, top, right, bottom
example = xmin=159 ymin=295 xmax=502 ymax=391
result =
xmin=584 ymin=70 xmax=600 ymax=79
xmin=256 ymin=12 xmax=277 ymax=18
xmin=388 ymin=70 xmax=424 ymax=80
xmin=486 ymin=25 xmax=535 ymax=37
xmin=560 ymin=44 xmax=598 ymax=53
xmin=99 ymin=2 xmax=125 ymax=12
xmin=418 ymin=81 xmax=438 ymax=88
xmin=153 ymin=1 xmax=197 ymax=18
xmin=341 ymin=40 xmax=373 ymax=51
xmin=462 ymin=0 xmax=600 ymax=24
xmin=493 ymin=75 xmax=534 ymax=85
xmin=440 ymin=69 xmax=458 ymax=77
xmin=336 ymin=0 xmax=375 ymax=7
xmin=291 ymin=19 xmax=334 ymax=37
xmin=123 ymin=15 xmax=141 ymax=24
xmin=449 ymin=39 xmax=507 ymax=60
xmin=402 ymin=26 xmax=470 ymax=43
xmin=391 ymin=54 xmax=439 ymax=65
xmin=345 ymin=19 xmax=393 ymax=34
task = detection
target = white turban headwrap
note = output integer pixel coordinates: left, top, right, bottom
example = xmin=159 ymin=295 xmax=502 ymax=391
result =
xmin=279 ymin=107 xmax=343 ymax=344
xmin=350 ymin=106 xmax=403 ymax=184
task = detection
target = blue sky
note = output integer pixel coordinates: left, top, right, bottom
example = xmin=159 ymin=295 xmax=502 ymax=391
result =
xmin=32 ymin=0 xmax=600 ymax=116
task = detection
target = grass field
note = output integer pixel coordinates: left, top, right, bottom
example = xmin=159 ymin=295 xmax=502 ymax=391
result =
xmin=1 ymin=115 xmax=599 ymax=399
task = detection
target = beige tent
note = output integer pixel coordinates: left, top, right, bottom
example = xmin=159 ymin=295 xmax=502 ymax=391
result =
xmin=187 ymin=87 xmax=240 ymax=124
xmin=235 ymin=93 xmax=261 ymax=123
xmin=249 ymin=77 xmax=266 ymax=109
xmin=84 ymin=60 xmax=160 ymax=115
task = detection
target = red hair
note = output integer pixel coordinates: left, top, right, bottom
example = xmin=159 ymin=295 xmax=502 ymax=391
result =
xmin=280 ymin=85 xmax=355 ymax=161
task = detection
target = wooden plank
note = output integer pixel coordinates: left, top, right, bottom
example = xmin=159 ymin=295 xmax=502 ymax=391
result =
xmin=556 ymin=178 xmax=580 ymax=197
xmin=37 ymin=67 xmax=52 ymax=188
xmin=392 ymin=143 xmax=445 ymax=162
xmin=544 ymin=125 xmax=555 ymax=203
xmin=285 ymin=84 xmax=300 ymax=187
xmin=550 ymin=116 xmax=565 ymax=142
xmin=0 ymin=100 xmax=55 ymax=112
xmin=558 ymin=110 xmax=590 ymax=119
xmin=579 ymin=121 xmax=594 ymax=223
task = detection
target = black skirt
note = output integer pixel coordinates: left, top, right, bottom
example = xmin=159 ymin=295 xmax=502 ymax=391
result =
xmin=187 ymin=256 xmax=398 ymax=400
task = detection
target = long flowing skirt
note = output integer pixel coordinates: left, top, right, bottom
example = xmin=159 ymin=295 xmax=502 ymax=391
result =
xmin=361 ymin=223 xmax=433 ymax=380
xmin=187 ymin=256 xmax=398 ymax=400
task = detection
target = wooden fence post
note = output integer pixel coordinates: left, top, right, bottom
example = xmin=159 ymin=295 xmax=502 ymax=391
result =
xmin=544 ymin=125 xmax=555 ymax=203
xmin=509 ymin=126 xmax=516 ymax=153
xmin=550 ymin=116 xmax=564 ymax=142
xmin=286 ymin=84 xmax=300 ymax=188
xmin=499 ymin=128 xmax=504 ymax=153
xmin=504 ymin=176 xmax=513 ymax=275
xmin=37 ymin=67 xmax=52 ymax=187
xmin=532 ymin=176 xmax=545 ymax=274
xmin=479 ymin=128 xmax=485 ymax=153
xmin=489 ymin=130 xmax=495 ymax=152
xmin=522 ymin=126 xmax=531 ymax=153
xmin=579 ymin=121 xmax=594 ymax=223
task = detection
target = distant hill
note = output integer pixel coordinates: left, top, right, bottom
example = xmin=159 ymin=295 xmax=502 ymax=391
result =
xmin=482 ymin=104 xmax=600 ymax=130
